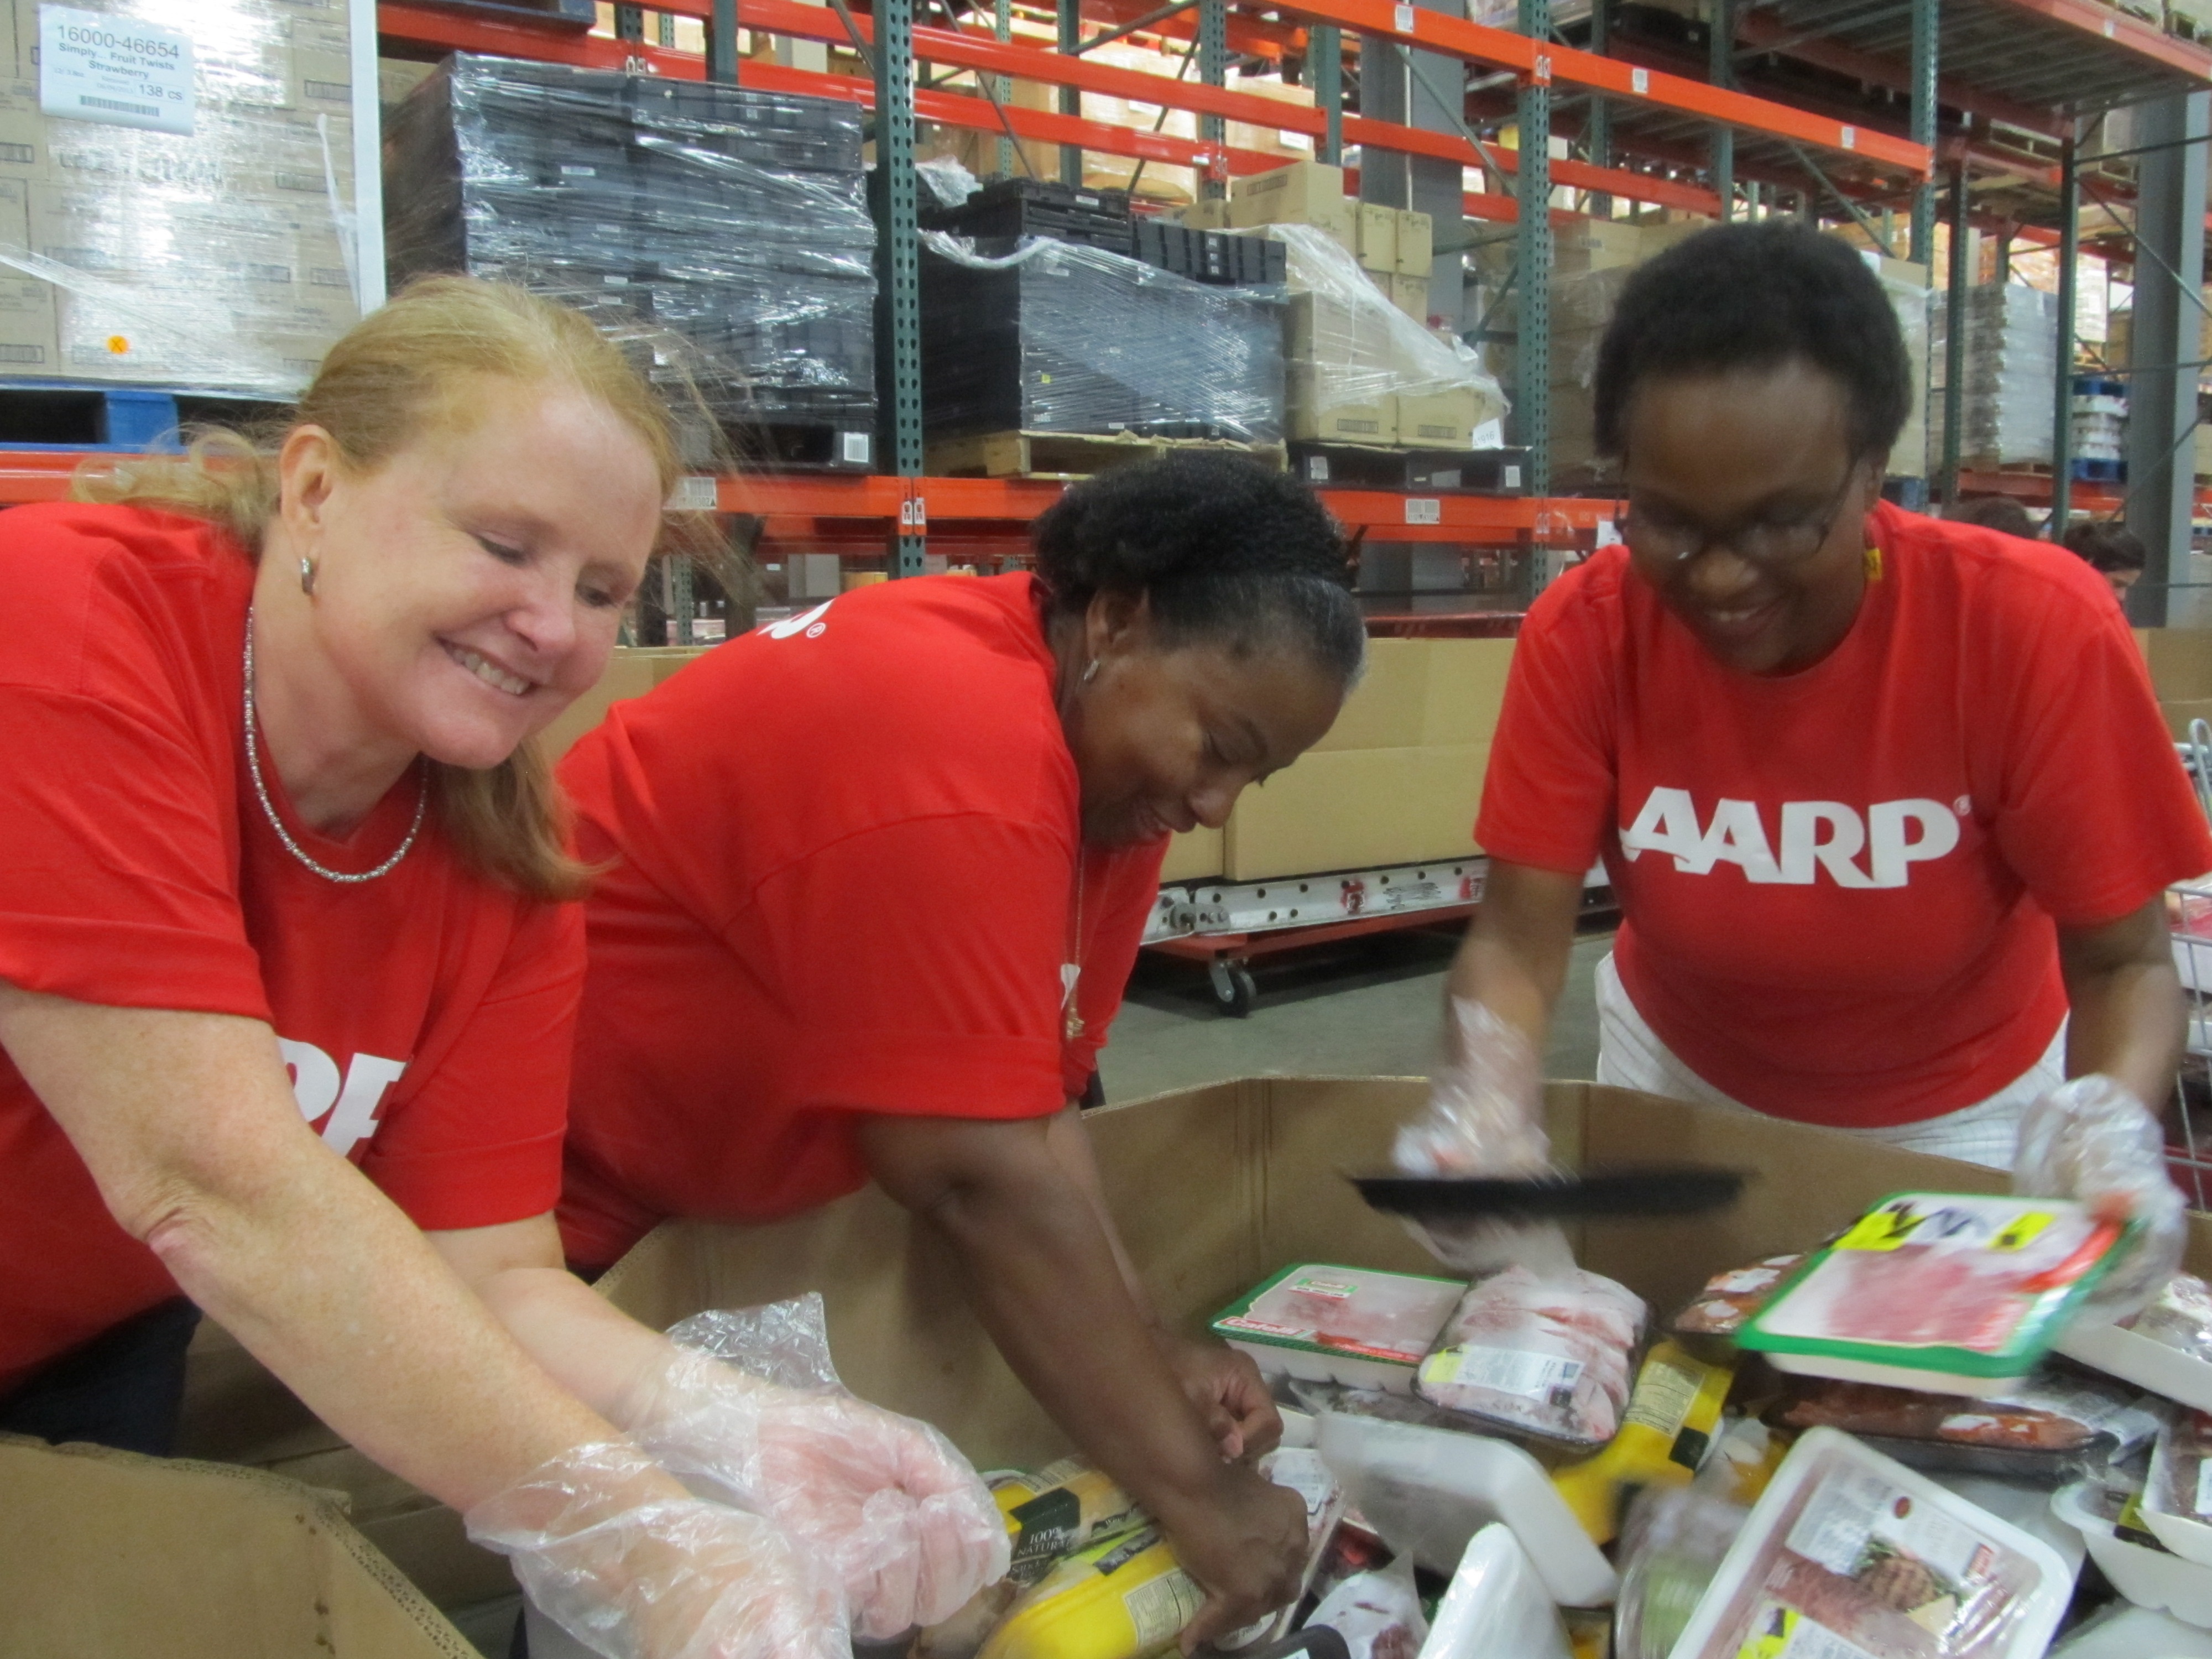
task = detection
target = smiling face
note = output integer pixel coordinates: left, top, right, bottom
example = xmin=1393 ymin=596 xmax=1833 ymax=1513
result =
xmin=284 ymin=377 xmax=662 ymax=771
xmin=1619 ymin=358 xmax=1882 ymax=676
xmin=1060 ymin=595 xmax=1347 ymax=847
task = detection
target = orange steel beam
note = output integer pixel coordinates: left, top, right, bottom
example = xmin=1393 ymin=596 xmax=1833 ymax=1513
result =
xmin=1995 ymin=0 xmax=2212 ymax=78
xmin=379 ymin=2 xmax=702 ymax=71
xmin=1731 ymin=11 xmax=2065 ymax=140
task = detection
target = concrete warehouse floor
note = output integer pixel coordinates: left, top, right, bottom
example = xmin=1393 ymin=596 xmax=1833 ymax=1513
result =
xmin=1101 ymin=925 xmax=1615 ymax=1102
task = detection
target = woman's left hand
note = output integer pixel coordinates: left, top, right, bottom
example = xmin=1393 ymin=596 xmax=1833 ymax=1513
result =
xmin=2014 ymin=1073 xmax=2188 ymax=1316
xmin=1157 ymin=1335 xmax=1281 ymax=1462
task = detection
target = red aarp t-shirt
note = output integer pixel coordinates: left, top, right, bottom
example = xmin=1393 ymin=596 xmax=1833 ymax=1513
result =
xmin=556 ymin=573 xmax=1165 ymax=1267
xmin=0 ymin=504 xmax=579 ymax=1392
xmin=1477 ymin=502 xmax=2212 ymax=1127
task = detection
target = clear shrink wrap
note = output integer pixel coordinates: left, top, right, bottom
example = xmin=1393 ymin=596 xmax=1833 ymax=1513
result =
xmin=918 ymin=229 xmax=1285 ymax=442
xmin=385 ymin=53 xmax=877 ymax=436
xmin=1271 ymin=223 xmax=1504 ymax=443
xmin=0 ymin=0 xmax=363 ymax=393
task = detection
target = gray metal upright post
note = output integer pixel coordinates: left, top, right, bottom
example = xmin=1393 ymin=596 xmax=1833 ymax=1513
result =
xmin=2125 ymin=91 xmax=2210 ymax=625
xmin=1938 ymin=166 xmax=1969 ymax=503
xmin=1058 ymin=0 xmax=1082 ymax=187
xmin=1907 ymin=0 xmax=1936 ymax=263
xmin=708 ymin=0 xmax=739 ymax=84
xmin=1587 ymin=0 xmax=1610 ymax=216
xmin=1198 ymin=0 xmax=1228 ymax=199
xmin=1312 ymin=24 xmax=1343 ymax=166
xmin=877 ymin=0 xmax=927 ymax=576
xmin=995 ymin=0 xmax=1014 ymax=178
xmin=1518 ymin=0 xmax=1552 ymax=504
xmin=2051 ymin=134 xmax=2079 ymax=539
xmin=1708 ymin=0 xmax=1733 ymax=221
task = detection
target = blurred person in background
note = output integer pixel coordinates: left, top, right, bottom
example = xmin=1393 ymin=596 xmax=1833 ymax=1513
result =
xmin=2065 ymin=519 xmax=2150 ymax=607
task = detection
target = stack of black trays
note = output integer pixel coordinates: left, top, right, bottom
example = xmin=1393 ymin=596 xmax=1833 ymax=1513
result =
xmin=921 ymin=177 xmax=1134 ymax=254
xmin=1130 ymin=220 xmax=1287 ymax=287
xmin=385 ymin=54 xmax=878 ymax=458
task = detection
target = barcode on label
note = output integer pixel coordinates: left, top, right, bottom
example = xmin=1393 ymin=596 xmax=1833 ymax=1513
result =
xmin=1394 ymin=3 xmax=1415 ymax=29
xmin=1630 ymin=67 xmax=1649 ymax=94
xmin=667 ymin=475 xmax=719 ymax=512
xmin=78 ymin=95 xmax=156 ymax=116
xmin=1123 ymin=1572 xmax=1204 ymax=1647
xmin=1428 ymin=1344 xmax=1582 ymax=1402
xmin=1405 ymin=497 xmax=1441 ymax=525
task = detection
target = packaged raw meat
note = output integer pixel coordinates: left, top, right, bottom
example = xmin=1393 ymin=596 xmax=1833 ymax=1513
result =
xmin=1212 ymin=1264 xmax=1469 ymax=1394
xmin=989 ymin=1460 xmax=1146 ymax=1588
xmin=1303 ymin=1558 xmax=1427 ymax=1659
xmin=1736 ymin=1193 xmax=2132 ymax=1396
xmin=975 ymin=1523 xmax=1199 ymax=1659
xmin=1219 ymin=1449 xmax=1348 ymax=1651
xmin=1773 ymin=1369 xmax=2157 ymax=1484
xmin=2145 ymin=1410 xmax=2212 ymax=1565
xmin=1672 ymin=1255 xmax=1808 ymax=1342
xmin=1552 ymin=1340 xmax=1737 ymax=1544
xmin=1666 ymin=1428 xmax=2071 ymax=1659
xmin=1415 ymin=1265 xmax=1647 ymax=1446
xmin=2057 ymin=1273 xmax=2212 ymax=1412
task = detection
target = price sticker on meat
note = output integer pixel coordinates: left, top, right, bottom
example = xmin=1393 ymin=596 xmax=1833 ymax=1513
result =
xmin=38 ymin=5 xmax=195 ymax=137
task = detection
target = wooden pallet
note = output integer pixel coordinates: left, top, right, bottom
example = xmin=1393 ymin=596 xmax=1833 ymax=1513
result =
xmin=925 ymin=429 xmax=1287 ymax=480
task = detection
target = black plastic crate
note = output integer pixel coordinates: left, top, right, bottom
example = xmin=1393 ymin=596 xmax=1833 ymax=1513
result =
xmin=1130 ymin=219 xmax=1286 ymax=286
xmin=922 ymin=176 xmax=1134 ymax=253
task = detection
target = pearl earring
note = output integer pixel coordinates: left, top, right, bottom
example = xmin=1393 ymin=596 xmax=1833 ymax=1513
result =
xmin=1081 ymin=660 xmax=1098 ymax=684
xmin=299 ymin=557 xmax=318 ymax=597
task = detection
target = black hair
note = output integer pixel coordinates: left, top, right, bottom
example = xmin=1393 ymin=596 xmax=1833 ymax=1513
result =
xmin=1946 ymin=495 xmax=2036 ymax=540
xmin=1032 ymin=452 xmax=1365 ymax=684
xmin=2063 ymin=519 xmax=2148 ymax=573
xmin=1593 ymin=221 xmax=1913 ymax=463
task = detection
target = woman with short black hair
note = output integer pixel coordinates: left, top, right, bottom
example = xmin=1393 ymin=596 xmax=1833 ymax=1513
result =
xmin=1437 ymin=222 xmax=2209 ymax=1183
xmin=557 ymin=452 xmax=1363 ymax=1647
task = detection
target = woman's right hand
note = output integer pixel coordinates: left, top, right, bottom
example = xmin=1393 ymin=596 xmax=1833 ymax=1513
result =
xmin=465 ymin=1441 xmax=852 ymax=1659
xmin=1156 ymin=1462 xmax=1310 ymax=1654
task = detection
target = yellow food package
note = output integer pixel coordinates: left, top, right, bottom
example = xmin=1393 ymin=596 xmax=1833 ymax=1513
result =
xmin=976 ymin=1524 xmax=1203 ymax=1659
xmin=1551 ymin=1340 xmax=1735 ymax=1545
xmin=989 ymin=1460 xmax=1146 ymax=1587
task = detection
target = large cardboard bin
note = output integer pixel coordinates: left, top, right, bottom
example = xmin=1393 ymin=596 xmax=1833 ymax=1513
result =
xmin=7 ymin=1077 xmax=2188 ymax=1651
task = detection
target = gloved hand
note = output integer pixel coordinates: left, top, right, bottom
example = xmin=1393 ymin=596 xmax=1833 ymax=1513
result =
xmin=466 ymin=1440 xmax=851 ymax=1659
xmin=2013 ymin=1073 xmax=2187 ymax=1317
xmin=1392 ymin=998 xmax=1571 ymax=1275
xmin=620 ymin=1302 xmax=1010 ymax=1641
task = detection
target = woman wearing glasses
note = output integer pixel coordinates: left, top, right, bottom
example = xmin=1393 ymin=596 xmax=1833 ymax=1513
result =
xmin=1434 ymin=222 xmax=2211 ymax=1178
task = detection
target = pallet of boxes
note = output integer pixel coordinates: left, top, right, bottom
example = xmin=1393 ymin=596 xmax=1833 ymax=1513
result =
xmin=1197 ymin=160 xmax=1506 ymax=462
xmin=0 ymin=0 xmax=362 ymax=398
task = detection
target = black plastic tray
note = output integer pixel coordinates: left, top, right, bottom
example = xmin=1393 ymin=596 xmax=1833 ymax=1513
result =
xmin=1349 ymin=1165 xmax=1748 ymax=1222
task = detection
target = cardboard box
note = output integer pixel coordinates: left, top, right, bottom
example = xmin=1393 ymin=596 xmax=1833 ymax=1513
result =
xmin=0 ymin=269 xmax=57 ymax=371
xmin=0 ymin=1433 xmax=469 ymax=1656
xmin=1287 ymin=367 xmax=1397 ymax=444
xmin=1178 ymin=198 xmax=1233 ymax=230
xmin=1228 ymin=158 xmax=1344 ymax=219
xmin=1386 ymin=272 xmax=1428 ymax=322
xmin=2139 ymin=629 xmax=2212 ymax=701
xmin=537 ymin=645 xmax=711 ymax=759
xmin=1159 ymin=825 xmax=1223 ymax=883
xmin=1224 ymin=742 xmax=1484 ymax=879
xmin=2165 ymin=698 xmax=2212 ymax=739
xmin=76 ymin=1074 xmax=2163 ymax=1632
xmin=1422 ymin=638 xmax=1515 ymax=747
xmin=1395 ymin=208 xmax=1432 ymax=276
xmin=1355 ymin=202 xmax=1396 ymax=273
xmin=0 ymin=76 xmax=39 ymax=178
xmin=1229 ymin=188 xmax=1356 ymax=257
xmin=1311 ymin=637 xmax=1430 ymax=753
xmin=1394 ymin=387 xmax=1479 ymax=450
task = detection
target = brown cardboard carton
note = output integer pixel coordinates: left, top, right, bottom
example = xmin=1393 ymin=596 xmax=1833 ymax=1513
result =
xmin=2141 ymin=629 xmax=2212 ymax=702
xmin=538 ymin=645 xmax=712 ymax=759
xmin=1286 ymin=372 xmax=1397 ymax=444
xmin=1386 ymin=271 xmax=1428 ymax=322
xmin=0 ymin=1433 xmax=469 ymax=1656
xmin=1421 ymin=638 xmax=1515 ymax=746
xmin=1395 ymin=387 xmax=1478 ymax=448
xmin=1223 ymin=742 xmax=1484 ymax=879
xmin=1311 ymin=637 xmax=1431 ymax=753
xmin=0 ymin=269 xmax=57 ymax=372
xmin=1159 ymin=825 xmax=1223 ymax=882
xmin=0 ymin=76 xmax=39 ymax=179
xmin=1178 ymin=197 xmax=1233 ymax=230
xmin=2165 ymin=698 xmax=2212 ymax=740
xmin=1396 ymin=209 xmax=1433 ymax=276
xmin=1228 ymin=158 xmax=1344 ymax=218
xmin=1356 ymin=201 xmax=1397 ymax=273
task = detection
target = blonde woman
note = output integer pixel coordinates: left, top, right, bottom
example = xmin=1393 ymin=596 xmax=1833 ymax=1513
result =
xmin=0 ymin=278 xmax=1002 ymax=1656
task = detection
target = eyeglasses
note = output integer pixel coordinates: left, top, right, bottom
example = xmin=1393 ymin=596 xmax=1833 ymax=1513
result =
xmin=1615 ymin=462 xmax=1865 ymax=570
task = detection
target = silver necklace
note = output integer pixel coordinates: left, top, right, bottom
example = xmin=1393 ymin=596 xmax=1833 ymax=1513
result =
xmin=241 ymin=607 xmax=427 ymax=884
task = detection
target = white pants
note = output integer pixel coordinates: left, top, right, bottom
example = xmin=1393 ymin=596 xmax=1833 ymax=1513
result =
xmin=1592 ymin=952 xmax=2065 ymax=1170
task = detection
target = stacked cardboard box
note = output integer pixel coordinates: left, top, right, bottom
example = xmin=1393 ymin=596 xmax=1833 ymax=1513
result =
xmin=0 ymin=0 xmax=361 ymax=389
xmin=1932 ymin=282 xmax=2060 ymax=468
xmin=1159 ymin=637 xmax=1513 ymax=881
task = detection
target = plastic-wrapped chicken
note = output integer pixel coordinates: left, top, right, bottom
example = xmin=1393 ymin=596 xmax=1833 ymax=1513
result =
xmin=2125 ymin=1273 xmax=2212 ymax=1361
xmin=1415 ymin=1265 xmax=1646 ymax=1446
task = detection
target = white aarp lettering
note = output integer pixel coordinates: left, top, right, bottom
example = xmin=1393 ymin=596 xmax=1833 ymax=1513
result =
xmin=1867 ymin=799 xmax=1960 ymax=889
xmin=765 ymin=601 xmax=832 ymax=640
xmin=278 ymin=1040 xmax=409 ymax=1156
xmin=1777 ymin=801 xmax=1875 ymax=888
xmin=1687 ymin=797 xmax=1782 ymax=882
xmin=1620 ymin=786 xmax=1703 ymax=867
xmin=279 ymin=1037 xmax=341 ymax=1121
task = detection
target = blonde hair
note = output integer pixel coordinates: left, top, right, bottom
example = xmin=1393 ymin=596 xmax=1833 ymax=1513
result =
xmin=76 ymin=276 xmax=685 ymax=903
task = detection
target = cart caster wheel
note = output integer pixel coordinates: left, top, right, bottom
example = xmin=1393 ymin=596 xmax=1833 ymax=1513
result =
xmin=1208 ymin=959 xmax=1258 ymax=1018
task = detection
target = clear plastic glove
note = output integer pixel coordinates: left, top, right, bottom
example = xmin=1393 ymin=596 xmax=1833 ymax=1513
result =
xmin=2012 ymin=1073 xmax=2187 ymax=1317
xmin=1392 ymin=998 xmax=1572 ymax=1275
xmin=466 ymin=1440 xmax=851 ymax=1659
xmin=622 ymin=1296 xmax=1010 ymax=1641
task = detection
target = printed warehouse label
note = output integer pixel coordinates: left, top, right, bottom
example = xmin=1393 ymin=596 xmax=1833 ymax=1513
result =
xmin=39 ymin=6 xmax=194 ymax=135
